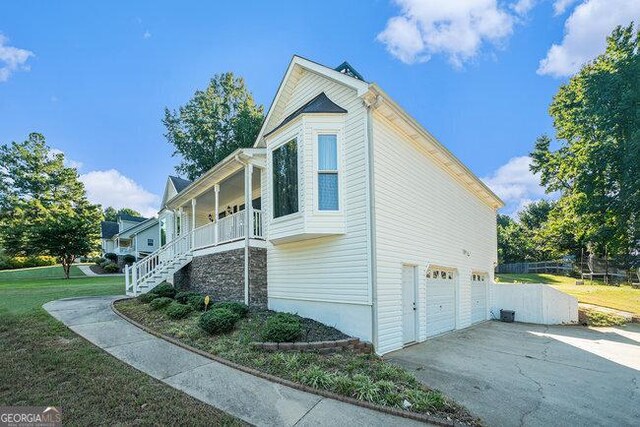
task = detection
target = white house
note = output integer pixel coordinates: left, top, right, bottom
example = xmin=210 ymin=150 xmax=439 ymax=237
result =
xmin=126 ymin=56 xmax=504 ymax=355
xmin=101 ymin=214 xmax=159 ymax=259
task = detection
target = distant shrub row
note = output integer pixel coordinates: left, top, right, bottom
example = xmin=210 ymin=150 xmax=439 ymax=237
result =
xmin=0 ymin=255 xmax=57 ymax=270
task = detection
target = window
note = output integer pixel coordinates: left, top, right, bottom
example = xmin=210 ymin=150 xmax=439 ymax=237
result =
xmin=147 ymin=238 xmax=154 ymax=246
xmin=159 ymin=218 xmax=167 ymax=246
xmin=272 ymin=139 xmax=299 ymax=218
xmin=318 ymin=134 xmax=338 ymax=210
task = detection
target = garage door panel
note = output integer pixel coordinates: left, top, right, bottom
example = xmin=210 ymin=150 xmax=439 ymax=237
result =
xmin=426 ymin=269 xmax=456 ymax=337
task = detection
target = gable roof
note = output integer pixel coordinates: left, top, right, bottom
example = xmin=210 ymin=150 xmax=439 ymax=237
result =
xmin=100 ymin=221 xmax=119 ymax=239
xmin=117 ymin=214 xmax=146 ymax=223
xmin=115 ymin=217 xmax=158 ymax=239
xmin=169 ymin=175 xmax=191 ymax=193
xmin=264 ymin=92 xmax=347 ymax=138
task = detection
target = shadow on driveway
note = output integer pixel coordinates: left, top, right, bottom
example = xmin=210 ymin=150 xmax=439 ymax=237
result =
xmin=385 ymin=321 xmax=640 ymax=427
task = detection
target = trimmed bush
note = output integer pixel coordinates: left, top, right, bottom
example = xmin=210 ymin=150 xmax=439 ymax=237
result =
xmin=0 ymin=255 xmax=57 ymax=270
xmin=150 ymin=297 xmax=173 ymax=310
xmin=122 ymin=254 xmax=136 ymax=265
xmin=187 ymin=294 xmax=206 ymax=311
xmin=152 ymin=283 xmax=176 ymax=299
xmin=175 ymin=291 xmax=202 ymax=304
xmin=103 ymin=263 xmax=119 ymax=273
xmin=104 ymin=253 xmax=118 ymax=263
xmin=100 ymin=260 xmax=111 ymax=268
xmin=260 ymin=312 xmax=303 ymax=343
xmin=137 ymin=292 xmax=159 ymax=303
xmin=166 ymin=302 xmax=193 ymax=319
xmin=199 ymin=308 xmax=241 ymax=334
xmin=211 ymin=301 xmax=249 ymax=318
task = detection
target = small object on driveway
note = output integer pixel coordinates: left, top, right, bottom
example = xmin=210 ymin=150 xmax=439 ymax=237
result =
xmin=500 ymin=309 xmax=515 ymax=323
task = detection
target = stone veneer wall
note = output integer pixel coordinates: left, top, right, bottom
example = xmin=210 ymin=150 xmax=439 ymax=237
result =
xmin=174 ymin=246 xmax=267 ymax=308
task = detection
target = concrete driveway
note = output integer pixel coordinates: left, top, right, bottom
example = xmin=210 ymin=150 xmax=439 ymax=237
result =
xmin=386 ymin=321 xmax=640 ymax=427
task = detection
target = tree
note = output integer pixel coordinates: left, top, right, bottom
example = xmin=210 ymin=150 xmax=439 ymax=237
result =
xmin=531 ymin=24 xmax=640 ymax=267
xmin=0 ymin=133 xmax=102 ymax=278
xmin=163 ymin=73 xmax=264 ymax=180
xmin=103 ymin=206 xmax=142 ymax=222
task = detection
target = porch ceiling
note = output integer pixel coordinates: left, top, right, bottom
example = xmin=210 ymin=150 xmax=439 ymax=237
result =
xmin=177 ymin=168 xmax=261 ymax=213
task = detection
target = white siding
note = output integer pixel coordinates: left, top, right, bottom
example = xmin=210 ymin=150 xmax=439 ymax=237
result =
xmin=135 ymin=224 xmax=160 ymax=254
xmin=372 ymin=113 xmax=498 ymax=354
xmin=265 ymin=69 xmax=373 ymax=340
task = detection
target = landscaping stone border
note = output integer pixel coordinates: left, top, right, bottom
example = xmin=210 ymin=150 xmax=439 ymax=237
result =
xmin=251 ymin=338 xmax=373 ymax=353
xmin=111 ymin=297 xmax=456 ymax=427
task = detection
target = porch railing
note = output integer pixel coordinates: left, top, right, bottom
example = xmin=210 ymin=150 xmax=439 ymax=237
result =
xmin=192 ymin=209 xmax=264 ymax=250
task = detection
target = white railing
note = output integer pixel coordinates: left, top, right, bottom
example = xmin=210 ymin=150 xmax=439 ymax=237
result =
xmin=127 ymin=229 xmax=193 ymax=295
xmin=191 ymin=209 xmax=264 ymax=250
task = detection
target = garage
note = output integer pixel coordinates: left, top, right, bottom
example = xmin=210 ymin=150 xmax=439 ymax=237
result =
xmin=425 ymin=267 xmax=456 ymax=337
xmin=470 ymin=272 xmax=488 ymax=324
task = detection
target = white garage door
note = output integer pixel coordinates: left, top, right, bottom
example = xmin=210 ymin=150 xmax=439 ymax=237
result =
xmin=471 ymin=273 xmax=488 ymax=324
xmin=426 ymin=268 xmax=456 ymax=337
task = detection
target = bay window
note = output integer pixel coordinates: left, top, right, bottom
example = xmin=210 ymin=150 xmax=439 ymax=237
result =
xmin=318 ymin=134 xmax=339 ymax=210
xmin=272 ymin=138 xmax=299 ymax=218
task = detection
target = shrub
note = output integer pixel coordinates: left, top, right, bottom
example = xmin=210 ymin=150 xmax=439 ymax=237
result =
xmin=104 ymin=253 xmax=118 ymax=263
xmin=93 ymin=257 xmax=106 ymax=266
xmin=166 ymin=302 xmax=193 ymax=319
xmin=122 ymin=254 xmax=136 ymax=265
xmin=211 ymin=301 xmax=249 ymax=318
xmin=103 ymin=263 xmax=119 ymax=273
xmin=186 ymin=294 xmax=206 ymax=311
xmin=260 ymin=313 xmax=303 ymax=343
xmin=137 ymin=292 xmax=159 ymax=303
xmin=175 ymin=291 xmax=202 ymax=304
xmin=404 ymin=389 xmax=448 ymax=412
xmin=152 ymin=283 xmax=176 ymax=299
xmin=0 ymin=255 xmax=58 ymax=270
xmin=150 ymin=297 xmax=173 ymax=310
xmin=199 ymin=308 xmax=241 ymax=334
xmin=294 ymin=365 xmax=335 ymax=390
xmin=100 ymin=260 xmax=111 ymax=268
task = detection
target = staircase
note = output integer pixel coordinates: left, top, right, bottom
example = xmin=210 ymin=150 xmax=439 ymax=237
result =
xmin=125 ymin=230 xmax=194 ymax=296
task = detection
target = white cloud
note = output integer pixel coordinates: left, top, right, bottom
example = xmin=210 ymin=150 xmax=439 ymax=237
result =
xmin=143 ymin=30 xmax=151 ymax=39
xmin=512 ymin=0 xmax=537 ymax=16
xmin=377 ymin=0 xmax=516 ymax=66
xmin=552 ymin=0 xmax=579 ymax=15
xmin=482 ymin=156 xmax=554 ymax=216
xmin=0 ymin=33 xmax=34 ymax=82
xmin=80 ymin=169 xmax=160 ymax=218
xmin=538 ymin=0 xmax=640 ymax=76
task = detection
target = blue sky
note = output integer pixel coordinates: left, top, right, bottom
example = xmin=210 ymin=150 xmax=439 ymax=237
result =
xmin=1 ymin=0 xmax=637 ymax=216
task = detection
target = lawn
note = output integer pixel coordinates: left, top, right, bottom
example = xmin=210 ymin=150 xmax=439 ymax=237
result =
xmin=0 ymin=266 xmax=242 ymax=426
xmin=495 ymin=273 xmax=640 ymax=315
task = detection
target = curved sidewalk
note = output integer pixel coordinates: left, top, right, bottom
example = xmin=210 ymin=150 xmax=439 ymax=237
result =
xmin=43 ymin=296 xmax=428 ymax=427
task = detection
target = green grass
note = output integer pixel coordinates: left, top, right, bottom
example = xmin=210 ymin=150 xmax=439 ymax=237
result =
xmin=0 ymin=264 xmax=85 ymax=281
xmin=579 ymin=309 xmax=628 ymax=327
xmin=0 ymin=267 xmax=242 ymax=426
xmin=496 ymin=273 xmax=640 ymax=315
xmin=116 ymin=298 xmax=478 ymax=424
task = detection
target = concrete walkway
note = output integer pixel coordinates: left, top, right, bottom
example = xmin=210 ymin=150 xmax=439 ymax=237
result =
xmin=43 ymin=296 xmax=427 ymax=427
xmin=77 ymin=265 xmax=123 ymax=277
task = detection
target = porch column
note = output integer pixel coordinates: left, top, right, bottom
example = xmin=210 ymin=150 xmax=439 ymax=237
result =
xmin=191 ymin=198 xmax=196 ymax=248
xmin=214 ymin=184 xmax=220 ymax=245
xmin=244 ymin=163 xmax=253 ymax=306
xmin=178 ymin=207 xmax=184 ymax=236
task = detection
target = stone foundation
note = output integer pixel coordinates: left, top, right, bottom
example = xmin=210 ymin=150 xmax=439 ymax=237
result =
xmin=174 ymin=246 xmax=267 ymax=308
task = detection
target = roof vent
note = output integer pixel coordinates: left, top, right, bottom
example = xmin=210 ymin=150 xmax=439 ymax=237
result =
xmin=334 ymin=61 xmax=365 ymax=81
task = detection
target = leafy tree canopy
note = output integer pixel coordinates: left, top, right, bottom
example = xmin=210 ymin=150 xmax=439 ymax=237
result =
xmin=531 ymin=24 xmax=640 ymax=266
xmin=0 ymin=133 xmax=101 ymax=277
xmin=103 ymin=206 xmax=142 ymax=222
xmin=163 ymin=72 xmax=264 ymax=181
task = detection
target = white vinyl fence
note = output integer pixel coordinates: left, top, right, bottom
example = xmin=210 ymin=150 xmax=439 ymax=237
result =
xmin=491 ymin=283 xmax=578 ymax=324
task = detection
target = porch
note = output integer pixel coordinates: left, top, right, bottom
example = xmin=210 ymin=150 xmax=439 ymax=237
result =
xmin=163 ymin=149 xmax=265 ymax=251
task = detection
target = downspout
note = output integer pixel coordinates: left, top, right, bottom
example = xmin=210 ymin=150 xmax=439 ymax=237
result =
xmin=364 ymin=92 xmax=380 ymax=350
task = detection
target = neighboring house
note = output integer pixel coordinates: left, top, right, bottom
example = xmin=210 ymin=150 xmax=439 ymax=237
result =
xmin=127 ymin=56 xmax=504 ymax=355
xmin=101 ymin=214 xmax=159 ymax=259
